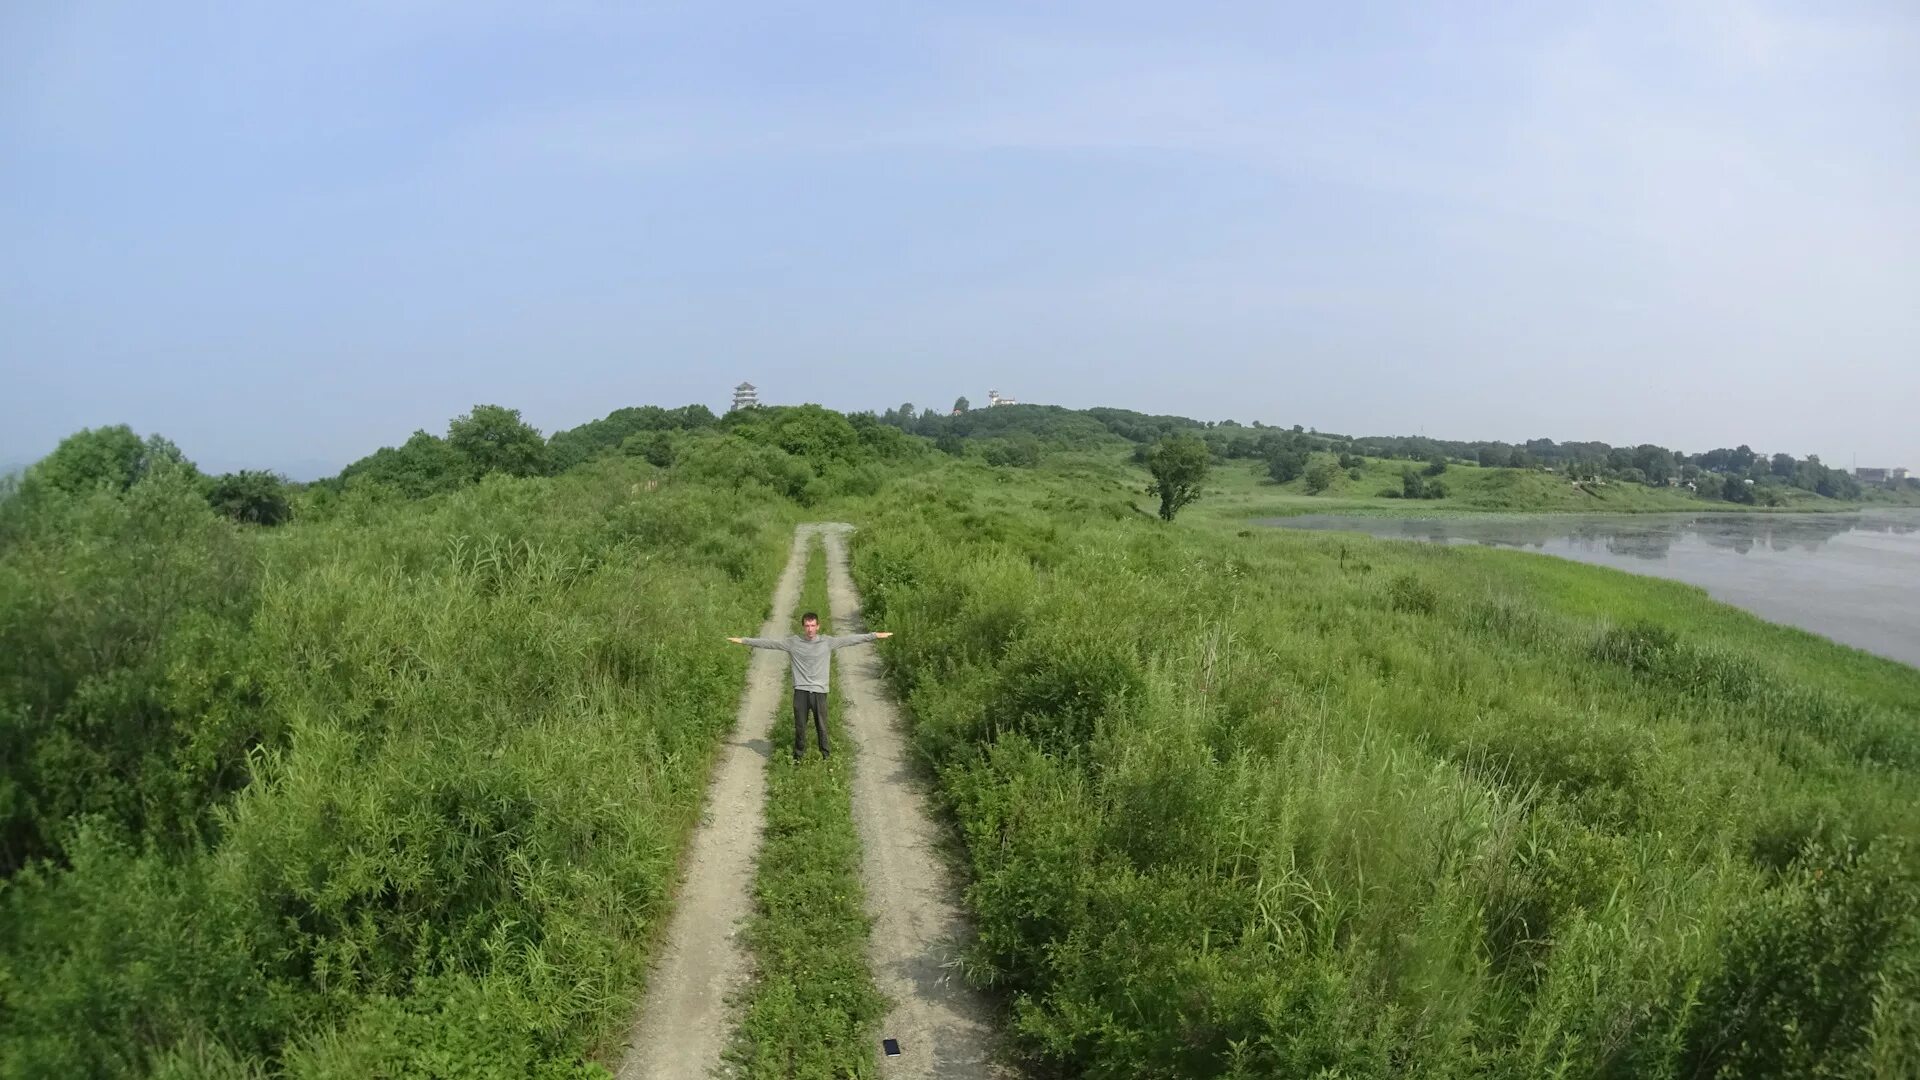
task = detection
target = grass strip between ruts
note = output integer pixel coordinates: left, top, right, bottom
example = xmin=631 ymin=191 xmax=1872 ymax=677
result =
xmin=729 ymin=534 xmax=886 ymax=1078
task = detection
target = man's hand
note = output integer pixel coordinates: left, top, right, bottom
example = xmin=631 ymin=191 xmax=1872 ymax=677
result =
xmin=873 ymin=632 xmax=894 ymax=639
xmin=727 ymin=637 xmax=745 ymax=644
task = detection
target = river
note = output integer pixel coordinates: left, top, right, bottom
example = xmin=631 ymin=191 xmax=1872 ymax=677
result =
xmin=1256 ymin=510 xmax=1920 ymax=669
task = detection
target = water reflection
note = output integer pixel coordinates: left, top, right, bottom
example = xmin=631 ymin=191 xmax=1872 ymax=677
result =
xmin=1375 ymin=512 xmax=1910 ymax=562
xmin=1257 ymin=510 xmax=1920 ymax=670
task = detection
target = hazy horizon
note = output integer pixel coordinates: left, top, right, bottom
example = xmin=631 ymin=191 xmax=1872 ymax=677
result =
xmin=5 ymin=2 xmax=1916 ymax=478
xmin=0 ymin=384 xmax=1903 ymax=483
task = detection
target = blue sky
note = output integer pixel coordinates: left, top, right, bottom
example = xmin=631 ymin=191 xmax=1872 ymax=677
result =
xmin=3 ymin=1 xmax=1915 ymax=477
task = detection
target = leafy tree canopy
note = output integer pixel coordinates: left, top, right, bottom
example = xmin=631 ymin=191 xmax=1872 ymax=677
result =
xmin=1145 ymin=435 xmax=1211 ymax=522
xmin=1305 ymin=459 xmax=1340 ymax=494
xmin=729 ymin=404 xmax=862 ymax=471
xmin=447 ymin=404 xmax=549 ymax=479
xmin=31 ymin=425 xmax=198 ymax=495
xmin=548 ymin=404 xmax=716 ymax=470
xmin=205 ymin=470 xmax=292 ymax=526
xmin=338 ymin=430 xmax=466 ymax=498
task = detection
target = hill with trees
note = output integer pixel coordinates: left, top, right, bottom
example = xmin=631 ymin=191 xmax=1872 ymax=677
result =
xmin=864 ymin=400 xmax=1912 ymax=510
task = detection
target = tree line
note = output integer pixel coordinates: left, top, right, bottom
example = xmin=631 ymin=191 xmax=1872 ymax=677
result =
xmin=873 ymin=401 xmax=1892 ymax=507
xmin=12 ymin=399 xmax=1905 ymax=533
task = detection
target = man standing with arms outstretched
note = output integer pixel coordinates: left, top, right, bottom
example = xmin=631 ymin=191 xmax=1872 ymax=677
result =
xmin=729 ymin=613 xmax=892 ymax=761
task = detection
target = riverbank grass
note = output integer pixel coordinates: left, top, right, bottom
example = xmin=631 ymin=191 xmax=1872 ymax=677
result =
xmin=845 ymin=465 xmax=1920 ymax=1078
xmin=1187 ymin=452 xmax=1920 ymax=521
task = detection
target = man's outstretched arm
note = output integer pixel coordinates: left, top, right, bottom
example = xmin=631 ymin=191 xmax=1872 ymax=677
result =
xmin=728 ymin=636 xmax=789 ymax=649
xmin=827 ymin=631 xmax=894 ymax=649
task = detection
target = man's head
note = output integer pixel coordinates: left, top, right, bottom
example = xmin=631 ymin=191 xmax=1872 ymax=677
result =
xmin=801 ymin=612 xmax=820 ymax=639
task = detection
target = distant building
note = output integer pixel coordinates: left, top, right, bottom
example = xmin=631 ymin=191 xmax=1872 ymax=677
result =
xmin=1856 ymin=466 xmax=1896 ymax=484
xmin=986 ymin=389 xmax=1019 ymax=407
xmin=732 ymin=381 xmax=759 ymax=410
xmin=1897 ymin=467 xmax=1911 ymax=482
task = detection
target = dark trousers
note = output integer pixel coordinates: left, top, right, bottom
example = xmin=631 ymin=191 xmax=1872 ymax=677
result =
xmin=793 ymin=689 xmax=830 ymax=759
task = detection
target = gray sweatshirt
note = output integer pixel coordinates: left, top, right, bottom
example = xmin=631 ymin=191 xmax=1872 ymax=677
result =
xmin=740 ymin=633 xmax=879 ymax=692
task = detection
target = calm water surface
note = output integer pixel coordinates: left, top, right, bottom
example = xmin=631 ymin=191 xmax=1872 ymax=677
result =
xmin=1258 ymin=510 xmax=1920 ymax=669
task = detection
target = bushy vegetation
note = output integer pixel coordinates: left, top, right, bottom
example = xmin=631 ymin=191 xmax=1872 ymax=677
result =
xmin=547 ymin=404 xmax=718 ymax=472
xmin=4 ymin=397 xmax=1916 ymax=1078
xmin=334 ymin=401 xmax=920 ymax=509
xmin=0 ymin=445 xmax=802 ymax=1075
xmin=872 ymin=401 xmax=1912 ymax=510
xmin=205 ymin=470 xmax=293 ymax=526
xmin=849 ymin=465 xmax=1920 ymax=1078
xmin=25 ymin=424 xmax=199 ymax=497
xmin=1398 ymin=465 xmax=1448 ymax=500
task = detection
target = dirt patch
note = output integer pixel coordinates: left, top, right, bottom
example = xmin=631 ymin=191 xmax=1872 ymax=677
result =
xmin=615 ymin=526 xmax=811 ymax=1080
xmin=820 ymin=524 xmax=1009 ymax=1079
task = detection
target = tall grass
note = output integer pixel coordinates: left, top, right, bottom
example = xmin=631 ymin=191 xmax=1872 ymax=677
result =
xmin=848 ymin=466 xmax=1920 ymax=1078
xmin=0 ymin=459 xmax=795 ymax=1077
xmin=6 ymin=432 xmax=1917 ymax=1078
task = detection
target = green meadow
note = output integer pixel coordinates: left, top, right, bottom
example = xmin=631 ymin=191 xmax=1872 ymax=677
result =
xmin=2 ymin=405 xmax=1916 ymax=1078
xmin=1199 ymin=453 xmax=1895 ymax=521
xmin=852 ymin=459 xmax=1920 ymax=1078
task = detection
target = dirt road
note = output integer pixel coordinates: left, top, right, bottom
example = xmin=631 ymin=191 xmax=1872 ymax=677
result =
xmin=614 ymin=526 xmax=809 ymax=1080
xmin=618 ymin=523 xmax=1002 ymax=1079
xmin=821 ymin=525 xmax=1003 ymax=1079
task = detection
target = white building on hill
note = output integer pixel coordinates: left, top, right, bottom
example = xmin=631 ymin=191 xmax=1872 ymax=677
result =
xmin=732 ymin=381 xmax=759 ymax=410
xmin=986 ymin=389 xmax=1018 ymax=407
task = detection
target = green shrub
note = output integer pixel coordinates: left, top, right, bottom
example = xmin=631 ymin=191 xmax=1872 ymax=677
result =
xmin=1681 ymin=843 xmax=1920 ymax=1078
xmin=676 ymin=433 xmax=811 ymax=500
xmin=1387 ymin=572 xmax=1439 ymax=614
xmin=283 ymin=976 xmax=608 ymax=1080
xmin=337 ymin=431 xmax=467 ymax=499
xmin=206 ymin=470 xmax=293 ymax=526
xmin=1266 ymin=450 xmax=1306 ymax=484
xmin=989 ymin=633 xmax=1143 ymax=755
xmin=27 ymin=425 xmax=198 ymax=496
xmin=0 ymin=459 xmax=786 ymax=1076
xmin=1592 ymin=620 xmax=1680 ymax=672
xmin=0 ymin=471 xmax=256 ymax=869
xmin=982 ymin=436 xmax=1044 ymax=468
xmin=619 ymin=430 xmax=677 ymax=467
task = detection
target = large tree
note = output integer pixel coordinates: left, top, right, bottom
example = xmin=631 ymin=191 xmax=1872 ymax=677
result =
xmin=1266 ymin=449 xmax=1306 ymax=484
xmin=339 ymin=430 xmax=466 ymax=497
xmin=1305 ymin=459 xmax=1339 ymax=494
xmin=205 ymin=470 xmax=292 ymax=525
xmin=31 ymin=425 xmax=197 ymax=494
xmin=1145 ymin=435 xmax=1211 ymax=522
xmin=447 ymin=404 xmax=550 ymax=479
xmin=1632 ymin=444 xmax=1677 ymax=484
xmin=547 ymin=403 xmax=718 ymax=471
xmin=733 ymin=403 xmax=861 ymax=468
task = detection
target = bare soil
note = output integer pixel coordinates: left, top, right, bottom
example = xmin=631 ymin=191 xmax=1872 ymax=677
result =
xmin=821 ymin=524 xmax=1008 ymax=1079
xmin=614 ymin=526 xmax=810 ymax=1080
